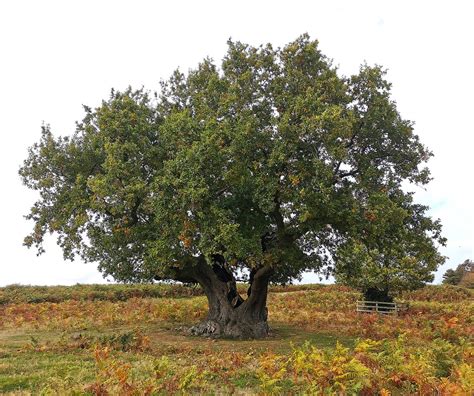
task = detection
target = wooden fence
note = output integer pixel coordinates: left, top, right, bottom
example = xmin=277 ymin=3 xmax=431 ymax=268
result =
xmin=356 ymin=301 xmax=409 ymax=315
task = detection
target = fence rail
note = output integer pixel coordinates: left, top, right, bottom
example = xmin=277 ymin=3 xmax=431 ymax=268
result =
xmin=356 ymin=301 xmax=409 ymax=315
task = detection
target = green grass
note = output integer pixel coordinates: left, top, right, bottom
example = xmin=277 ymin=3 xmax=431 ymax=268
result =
xmin=0 ymin=350 xmax=95 ymax=392
xmin=0 ymin=321 xmax=356 ymax=394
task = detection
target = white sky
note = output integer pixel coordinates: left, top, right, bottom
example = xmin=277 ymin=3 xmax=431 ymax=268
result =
xmin=0 ymin=0 xmax=472 ymax=286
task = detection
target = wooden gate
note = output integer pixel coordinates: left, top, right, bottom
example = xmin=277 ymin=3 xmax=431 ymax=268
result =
xmin=356 ymin=301 xmax=409 ymax=315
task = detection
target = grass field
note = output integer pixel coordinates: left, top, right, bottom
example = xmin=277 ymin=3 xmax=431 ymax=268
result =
xmin=0 ymin=283 xmax=472 ymax=395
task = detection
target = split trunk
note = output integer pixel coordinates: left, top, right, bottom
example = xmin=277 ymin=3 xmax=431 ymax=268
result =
xmin=185 ymin=258 xmax=272 ymax=339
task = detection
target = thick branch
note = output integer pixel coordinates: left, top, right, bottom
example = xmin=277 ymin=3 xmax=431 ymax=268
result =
xmin=338 ymin=168 xmax=359 ymax=178
xmin=246 ymin=265 xmax=273 ymax=306
xmin=272 ymin=195 xmax=285 ymax=233
xmin=154 ymin=255 xmax=205 ymax=284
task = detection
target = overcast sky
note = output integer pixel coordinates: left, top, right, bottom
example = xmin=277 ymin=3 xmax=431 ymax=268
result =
xmin=0 ymin=0 xmax=472 ymax=286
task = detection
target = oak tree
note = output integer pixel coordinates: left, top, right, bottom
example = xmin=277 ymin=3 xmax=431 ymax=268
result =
xmin=20 ymin=35 xmax=445 ymax=338
xmin=443 ymin=259 xmax=473 ymax=287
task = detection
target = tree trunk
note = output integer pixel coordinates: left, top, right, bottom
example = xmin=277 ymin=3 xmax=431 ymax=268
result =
xmin=189 ymin=257 xmax=272 ymax=339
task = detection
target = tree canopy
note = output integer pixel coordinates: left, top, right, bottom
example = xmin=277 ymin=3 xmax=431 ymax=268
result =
xmin=443 ymin=259 xmax=473 ymax=287
xmin=20 ymin=35 xmax=445 ymax=337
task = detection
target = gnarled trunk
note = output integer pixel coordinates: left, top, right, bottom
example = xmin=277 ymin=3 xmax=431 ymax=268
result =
xmin=189 ymin=257 xmax=272 ymax=339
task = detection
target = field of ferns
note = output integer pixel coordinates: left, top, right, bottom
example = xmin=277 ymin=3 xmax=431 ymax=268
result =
xmin=0 ymin=283 xmax=472 ymax=395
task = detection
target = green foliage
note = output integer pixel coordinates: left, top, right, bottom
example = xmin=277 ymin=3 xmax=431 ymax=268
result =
xmin=20 ymin=35 xmax=444 ymax=290
xmin=443 ymin=259 xmax=474 ymax=286
xmin=334 ymin=225 xmax=445 ymax=297
xmin=443 ymin=269 xmax=463 ymax=285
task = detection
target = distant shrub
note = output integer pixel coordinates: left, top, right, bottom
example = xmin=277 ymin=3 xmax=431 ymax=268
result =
xmin=402 ymin=285 xmax=473 ymax=303
xmin=0 ymin=282 xmax=336 ymax=305
xmin=0 ymin=283 xmax=203 ymax=305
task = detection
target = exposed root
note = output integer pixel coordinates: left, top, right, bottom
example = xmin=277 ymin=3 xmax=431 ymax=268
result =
xmin=189 ymin=319 xmax=269 ymax=339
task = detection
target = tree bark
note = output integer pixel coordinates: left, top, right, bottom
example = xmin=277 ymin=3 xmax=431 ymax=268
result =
xmin=188 ymin=257 xmax=273 ymax=339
